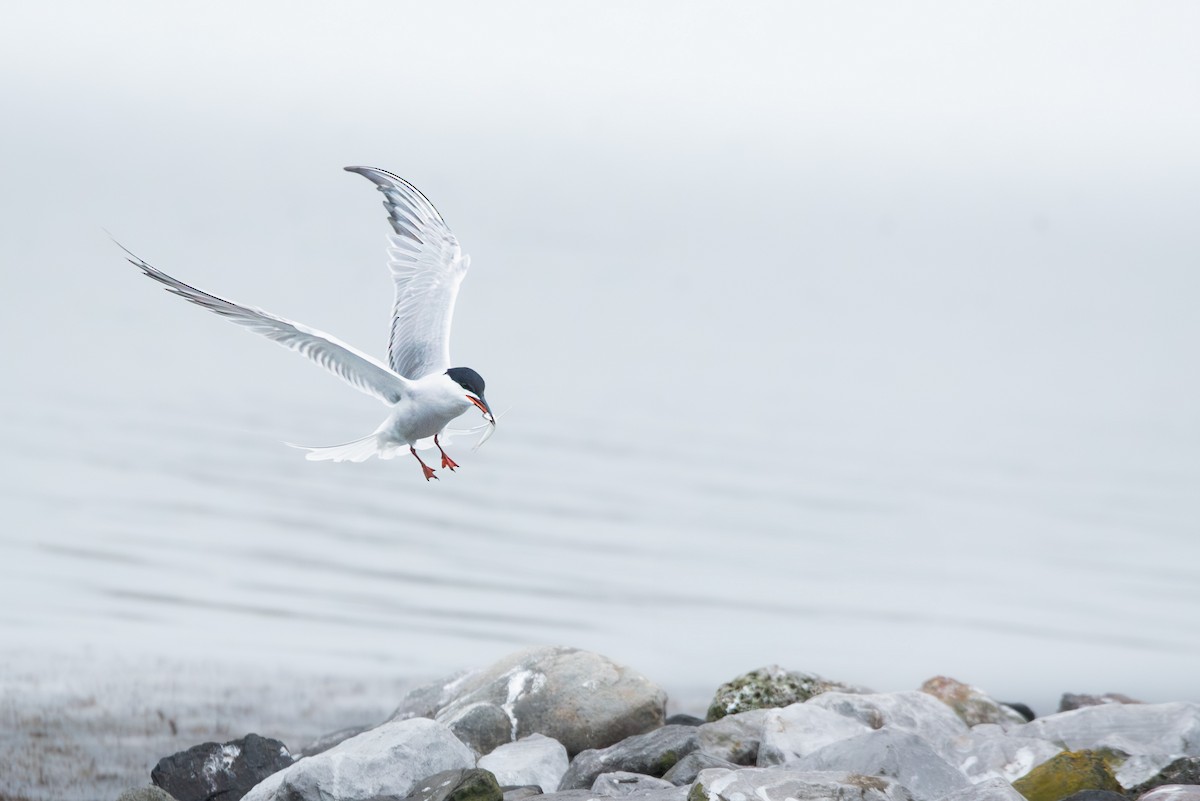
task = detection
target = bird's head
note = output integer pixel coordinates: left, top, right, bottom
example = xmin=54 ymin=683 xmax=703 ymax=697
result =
xmin=446 ymin=367 xmax=494 ymax=424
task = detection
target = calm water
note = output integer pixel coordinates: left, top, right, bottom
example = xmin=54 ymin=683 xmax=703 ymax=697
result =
xmin=2 ymin=350 xmax=1197 ymax=715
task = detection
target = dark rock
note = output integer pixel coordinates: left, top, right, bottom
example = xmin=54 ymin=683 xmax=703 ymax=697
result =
xmin=1011 ymin=749 xmax=1123 ymax=801
xmin=1133 ymin=758 xmax=1200 ymax=795
xmin=117 ymin=788 xmax=180 ymax=801
xmin=919 ymin=677 xmax=1028 ymax=727
xmin=661 ymin=752 xmax=740 ymax=785
xmin=1059 ymin=694 xmax=1143 ymax=713
xmin=404 ymin=769 xmax=503 ymax=801
xmin=706 ymin=666 xmax=865 ymax=721
xmin=558 ymin=725 xmax=699 ymax=790
xmin=241 ymin=718 xmax=474 ymax=801
xmin=299 ymin=724 xmax=373 ymax=757
xmin=151 ymin=733 xmax=293 ymax=801
xmin=665 ymin=714 xmax=704 ymax=727
xmin=389 ymin=647 xmax=666 ymax=757
xmin=1060 ymin=791 xmax=1130 ymax=801
xmin=1002 ymin=702 xmax=1036 ymax=722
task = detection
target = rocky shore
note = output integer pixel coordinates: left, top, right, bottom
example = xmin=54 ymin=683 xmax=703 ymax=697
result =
xmin=18 ymin=647 xmax=1200 ymax=801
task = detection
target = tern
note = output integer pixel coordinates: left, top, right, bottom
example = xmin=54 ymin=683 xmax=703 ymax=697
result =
xmin=125 ymin=166 xmax=495 ymax=481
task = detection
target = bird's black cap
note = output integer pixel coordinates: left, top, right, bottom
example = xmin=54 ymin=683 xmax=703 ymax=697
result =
xmin=446 ymin=367 xmax=486 ymax=397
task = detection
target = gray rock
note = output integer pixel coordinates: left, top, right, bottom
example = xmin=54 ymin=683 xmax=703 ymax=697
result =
xmin=757 ymin=702 xmax=873 ymax=765
xmin=661 ymin=753 xmax=739 ymax=785
xmin=591 ymin=772 xmax=676 ymax=796
xmin=403 ymin=768 xmax=503 ymax=801
xmin=559 ymin=725 xmax=699 ymax=790
xmin=501 ymin=787 xmax=543 ymax=801
xmin=151 ymin=733 xmax=293 ymax=801
xmin=442 ymin=701 xmax=515 ymax=756
xmin=919 ymin=677 xmax=1029 ymax=727
xmin=940 ymin=723 xmax=1062 ymax=783
xmin=241 ymin=718 xmax=474 ymax=801
xmin=806 ymin=691 xmax=970 ymax=750
xmin=479 ymin=734 xmax=570 ymax=793
xmin=706 ymin=666 xmax=866 ymax=721
xmin=696 ymin=708 xmax=770 ymax=765
xmin=390 ymin=647 xmax=666 ymax=757
xmin=1139 ymin=787 xmax=1200 ymax=801
xmin=532 ymin=789 xmax=685 ymax=801
xmin=1060 ymin=694 xmax=1143 ymax=713
xmin=666 ymin=714 xmax=705 ymax=727
xmin=117 ymin=788 xmax=180 ymax=801
xmin=691 ymin=767 xmax=916 ymax=801
xmin=1013 ymin=703 xmax=1200 ymax=756
xmin=936 ymin=778 xmax=1029 ymax=801
xmin=1133 ymin=758 xmax=1200 ymax=795
xmin=1121 ymin=757 xmax=1182 ymax=791
xmin=1060 ymin=792 xmax=1132 ymax=801
xmin=788 ymin=729 xmax=970 ymax=801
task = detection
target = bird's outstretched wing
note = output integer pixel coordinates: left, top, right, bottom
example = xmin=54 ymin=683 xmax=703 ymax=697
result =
xmin=126 ymin=248 xmax=408 ymax=405
xmin=346 ymin=166 xmax=468 ymax=380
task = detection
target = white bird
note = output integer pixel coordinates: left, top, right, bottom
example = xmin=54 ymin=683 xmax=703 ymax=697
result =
xmin=125 ymin=166 xmax=495 ymax=481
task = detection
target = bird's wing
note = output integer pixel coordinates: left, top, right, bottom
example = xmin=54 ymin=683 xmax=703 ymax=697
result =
xmin=126 ymin=249 xmax=408 ymax=405
xmin=346 ymin=166 xmax=469 ymax=380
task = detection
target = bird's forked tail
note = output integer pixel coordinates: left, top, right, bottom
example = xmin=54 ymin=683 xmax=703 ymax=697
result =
xmin=286 ymin=433 xmax=384 ymax=462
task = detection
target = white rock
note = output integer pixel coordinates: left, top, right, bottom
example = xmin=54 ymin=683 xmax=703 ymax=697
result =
xmin=758 ymin=702 xmax=873 ymax=766
xmin=693 ymin=767 xmax=915 ymax=801
xmin=1138 ymin=786 xmax=1200 ymax=801
xmin=941 ymin=724 xmax=1061 ymax=783
xmin=479 ymin=734 xmax=570 ymax=793
xmin=788 ymin=729 xmax=971 ymax=801
xmin=241 ymin=718 xmax=473 ymax=801
xmin=935 ymin=777 xmax=1027 ymax=801
xmin=1118 ymin=755 xmax=1183 ymax=789
xmin=1013 ymin=702 xmax=1200 ymax=756
xmin=807 ymin=691 xmax=970 ymax=749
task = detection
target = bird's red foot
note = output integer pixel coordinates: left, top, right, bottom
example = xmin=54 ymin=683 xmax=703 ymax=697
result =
xmin=435 ymin=435 xmax=458 ymax=471
xmin=411 ymin=446 xmax=438 ymax=481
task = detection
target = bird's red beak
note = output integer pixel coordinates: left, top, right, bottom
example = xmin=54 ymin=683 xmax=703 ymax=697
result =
xmin=467 ymin=395 xmax=494 ymax=423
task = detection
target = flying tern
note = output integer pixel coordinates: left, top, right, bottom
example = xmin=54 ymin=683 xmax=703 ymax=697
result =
xmin=125 ymin=166 xmax=495 ymax=481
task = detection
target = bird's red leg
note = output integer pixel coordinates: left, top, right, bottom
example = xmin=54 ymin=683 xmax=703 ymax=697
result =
xmin=434 ymin=434 xmax=459 ymax=471
xmin=410 ymin=446 xmax=438 ymax=481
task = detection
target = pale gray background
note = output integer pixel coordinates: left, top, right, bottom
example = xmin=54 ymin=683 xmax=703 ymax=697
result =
xmin=2 ymin=1 xmax=1198 ymax=713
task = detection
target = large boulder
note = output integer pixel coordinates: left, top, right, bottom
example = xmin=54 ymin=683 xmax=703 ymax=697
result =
xmin=151 ymin=733 xmax=293 ymax=801
xmin=806 ymin=691 xmax=970 ymax=750
xmin=389 ymin=647 xmax=666 ymax=756
xmin=241 ymin=718 xmax=473 ymax=801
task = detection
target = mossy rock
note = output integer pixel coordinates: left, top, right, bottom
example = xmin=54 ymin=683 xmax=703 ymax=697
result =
xmin=706 ymin=665 xmax=853 ymax=721
xmin=1012 ymin=750 xmax=1123 ymax=801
